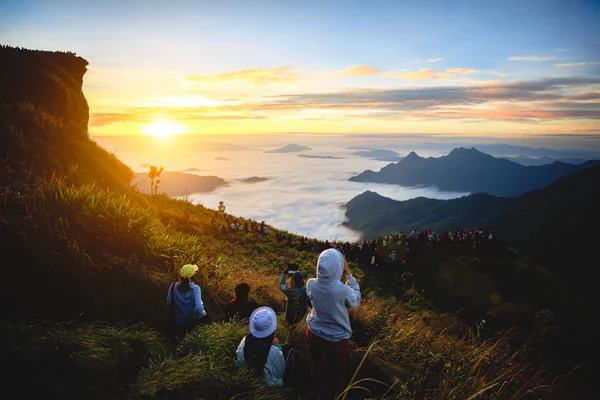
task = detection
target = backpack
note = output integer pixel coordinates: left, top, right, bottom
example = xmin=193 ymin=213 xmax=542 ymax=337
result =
xmin=164 ymin=283 xmax=202 ymax=336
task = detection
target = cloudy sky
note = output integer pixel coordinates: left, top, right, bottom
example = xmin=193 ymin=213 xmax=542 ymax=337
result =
xmin=2 ymin=0 xmax=600 ymax=138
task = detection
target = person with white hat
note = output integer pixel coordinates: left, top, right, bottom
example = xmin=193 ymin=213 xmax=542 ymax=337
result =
xmin=305 ymin=248 xmax=361 ymax=397
xmin=165 ymin=264 xmax=207 ymax=336
xmin=236 ymin=306 xmax=285 ymax=387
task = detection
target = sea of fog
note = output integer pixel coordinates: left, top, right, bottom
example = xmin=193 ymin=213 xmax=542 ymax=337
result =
xmin=95 ymin=135 xmax=469 ymax=241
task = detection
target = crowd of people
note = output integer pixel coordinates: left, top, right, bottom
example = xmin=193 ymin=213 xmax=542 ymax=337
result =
xmin=165 ymin=248 xmax=361 ymax=398
xmin=210 ymin=210 xmax=504 ymax=269
xmin=211 ymin=213 xmax=270 ymax=235
xmin=271 ymin=228 xmax=505 ymax=268
xmin=166 ymin=222 xmax=505 ymax=396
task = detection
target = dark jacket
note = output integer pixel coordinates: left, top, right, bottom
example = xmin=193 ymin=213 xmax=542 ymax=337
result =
xmin=279 ymin=274 xmax=310 ymax=324
xmin=226 ymin=298 xmax=259 ymax=320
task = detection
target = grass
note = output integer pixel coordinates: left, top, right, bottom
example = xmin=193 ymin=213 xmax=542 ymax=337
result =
xmin=0 ymin=171 xmax=561 ymax=399
xmin=1 ymin=165 xmax=563 ymax=399
xmin=0 ymin=321 xmax=165 ymax=400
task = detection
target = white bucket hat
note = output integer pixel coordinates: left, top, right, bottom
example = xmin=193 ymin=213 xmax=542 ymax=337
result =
xmin=249 ymin=306 xmax=277 ymax=338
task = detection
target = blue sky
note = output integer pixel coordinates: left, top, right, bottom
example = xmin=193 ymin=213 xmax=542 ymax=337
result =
xmin=2 ymin=0 xmax=600 ymax=137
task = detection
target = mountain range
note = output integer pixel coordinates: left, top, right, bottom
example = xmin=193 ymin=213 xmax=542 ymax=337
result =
xmin=349 ymin=147 xmax=600 ymax=196
xmin=345 ymin=165 xmax=600 ymax=297
xmin=392 ymin=142 xmax=600 ymax=160
xmin=503 ymin=155 xmax=589 ymax=166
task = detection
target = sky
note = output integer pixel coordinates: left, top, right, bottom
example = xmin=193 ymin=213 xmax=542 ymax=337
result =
xmin=2 ymin=0 xmax=600 ymax=140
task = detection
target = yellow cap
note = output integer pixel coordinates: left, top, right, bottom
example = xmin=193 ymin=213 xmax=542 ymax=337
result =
xmin=180 ymin=264 xmax=199 ymax=278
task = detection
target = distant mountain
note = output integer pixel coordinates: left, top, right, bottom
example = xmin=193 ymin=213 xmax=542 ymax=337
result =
xmin=344 ymin=191 xmax=507 ymax=238
xmin=503 ymin=155 xmax=590 ymax=166
xmin=214 ymin=157 xmax=230 ymax=160
xmin=406 ymin=142 xmax=600 ymax=160
xmin=241 ymin=176 xmax=268 ymax=183
xmin=345 ymin=165 xmax=600 ymax=297
xmin=351 ymin=149 xmax=403 ymax=162
xmin=298 ymin=154 xmax=345 ymax=159
xmin=473 ymin=143 xmax=600 ymax=160
xmin=266 ymin=144 xmax=311 ymax=153
xmin=133 ymin=171 xmax=226 ymax=196
xmin=349 ymin=147 xmax=600 ymax=196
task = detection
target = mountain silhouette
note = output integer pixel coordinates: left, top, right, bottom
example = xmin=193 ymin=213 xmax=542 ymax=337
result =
xmin=351 ymin=149 xmax=403 ymax=161
xmin=345 ymin=165 xmax=600 ymax=300
xmin=266 ymin=143 xmax=311 ymax=153
xmin=349 ymin=147 xmax=600 ymax=196
xmin=504 ymin=155 xmax=590 ymax=166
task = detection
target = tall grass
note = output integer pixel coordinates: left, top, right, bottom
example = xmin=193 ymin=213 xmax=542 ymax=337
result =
xmin=136 ymin=321 xmax=288 ymax=399
xmin=0 ymin=321 xmax=165 ymax=400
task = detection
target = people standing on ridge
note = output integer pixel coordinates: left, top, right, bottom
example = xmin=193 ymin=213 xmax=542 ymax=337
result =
xmin=279 ymin=270 xmax=311 ymax=326
xmin=226 ymin=283 xmax=260 ymax=321
xmin=236 ymin=307 xmax=286 ymax=387
xmin=305 ymin=248 xmax=361 ymax=397
xmin=165 ymin=264 xmax=208 ymax=336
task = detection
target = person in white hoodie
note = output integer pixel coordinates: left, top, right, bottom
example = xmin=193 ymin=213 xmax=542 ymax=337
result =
xmin=236 ymin=306 xmax=285 ymax=387
xmin=306 ymin=248 xmax=361 ymax=397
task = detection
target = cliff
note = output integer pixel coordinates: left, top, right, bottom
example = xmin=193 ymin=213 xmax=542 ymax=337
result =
xmin=0 ymin=45 xmax=89 ymax=133
xmin=0 ymin=45 xmax=132 ymax=188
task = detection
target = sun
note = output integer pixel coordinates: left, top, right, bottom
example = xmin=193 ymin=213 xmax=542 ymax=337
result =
xmin=142 ymin=120 xmax=187 ymax=137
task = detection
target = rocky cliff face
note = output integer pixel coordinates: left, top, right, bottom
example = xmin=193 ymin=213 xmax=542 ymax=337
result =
xmin=0 ymin=46 xmax=131 ymax=188
xmin=0 ymin=46 xmax=90 ymax=134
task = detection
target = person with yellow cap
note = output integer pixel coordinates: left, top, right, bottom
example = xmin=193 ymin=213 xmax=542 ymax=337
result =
xmin=166 ymin=264 xmax=207 ymax=336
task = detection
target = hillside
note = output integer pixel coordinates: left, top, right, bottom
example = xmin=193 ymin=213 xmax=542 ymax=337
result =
xmin=349 ymin=147 xmax=600 ymax=196
xmin=0 ymin=46 xmax=584 ymax=399
xmin=345 ymin=165 xmax=600 ymax=314
xmin=344 ymin=191 xmax=509 ymax=237
xmin=0 ymin=45 xmax=133 ymax=189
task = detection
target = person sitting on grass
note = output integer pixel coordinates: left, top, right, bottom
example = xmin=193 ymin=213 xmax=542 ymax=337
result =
xmin=226 ymin=282 xmax=259 ymax=321
xmin=166 ymin=264 xmax=208 ymax=336
xmin=306 ymin=249 xmax=361 ymax=398
xmin=236 ymin=306 xmax=286 ymax=387
xmin=279 ymin=270 xmax=311 ymax=326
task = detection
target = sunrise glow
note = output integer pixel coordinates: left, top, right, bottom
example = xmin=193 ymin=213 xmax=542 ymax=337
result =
xmin=141 ymin=121 xmax=187 ymax=137
xmin=4 ymin=1 xmax=598 ymax=138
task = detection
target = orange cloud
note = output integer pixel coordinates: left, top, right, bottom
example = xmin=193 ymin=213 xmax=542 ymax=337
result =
xmin=334 ymin=65 xmax=381 ymax=77
xmin=181 ymin=67 xmax=305 ymax=85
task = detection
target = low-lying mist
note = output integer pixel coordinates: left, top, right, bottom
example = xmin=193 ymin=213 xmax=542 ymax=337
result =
xmin=96 ymin=135 xmax=469 ymax=240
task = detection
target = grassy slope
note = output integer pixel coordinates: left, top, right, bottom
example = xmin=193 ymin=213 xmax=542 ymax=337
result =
xmin=0 ymin=46 xmax=562 ymax=399
xmin=344 ymin=191 xmax=509 ymax=238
